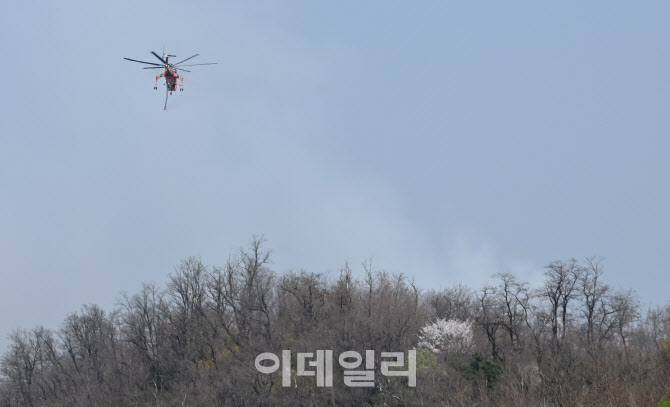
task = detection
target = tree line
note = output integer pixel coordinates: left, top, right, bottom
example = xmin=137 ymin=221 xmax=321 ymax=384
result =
xmin=1 ymin=237 xmax=669 ymax=406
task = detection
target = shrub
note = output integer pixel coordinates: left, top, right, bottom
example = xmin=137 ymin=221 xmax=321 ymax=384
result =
xmin=464 ymin=353 xmax=502 ymax=387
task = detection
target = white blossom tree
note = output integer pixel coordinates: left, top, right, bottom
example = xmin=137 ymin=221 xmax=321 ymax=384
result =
xmin=418 ymin=319 xmax=473 ymax=354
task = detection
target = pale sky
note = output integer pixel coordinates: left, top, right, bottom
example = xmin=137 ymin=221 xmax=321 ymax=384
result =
xmin=1 ymin=1 xmax=669 ymax=351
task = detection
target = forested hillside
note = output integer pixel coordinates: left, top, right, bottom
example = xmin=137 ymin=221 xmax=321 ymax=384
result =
xmin=2 ymin=238 xmax=669 ymax=406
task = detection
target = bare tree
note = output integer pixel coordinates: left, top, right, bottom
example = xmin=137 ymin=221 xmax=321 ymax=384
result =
xmin=475 ymin=286 xmax=503 ymax=361
xmin=542 ymin=259 xmax=582 ymax=352
xmin=493 ymin=273 xmax=528 ymax=353
xmin=610 ymin=289 xmax=640 ymax=355
xmin=579 ymin=257 xmax=618 ymax=354
xmin=424 ymin=285 xmax=474 ymax=322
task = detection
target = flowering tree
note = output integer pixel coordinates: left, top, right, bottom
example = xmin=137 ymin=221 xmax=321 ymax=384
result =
xmin=418 ymin=319 xmax=474 ymax=354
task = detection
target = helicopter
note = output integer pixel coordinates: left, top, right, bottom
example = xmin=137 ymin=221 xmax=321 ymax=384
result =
xmin=124 ymin=51 xmax=217 ymax=110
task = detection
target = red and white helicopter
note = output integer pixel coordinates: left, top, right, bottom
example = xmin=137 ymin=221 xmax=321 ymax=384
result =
xmin=124 ymin=51 xmax=217 ymax=110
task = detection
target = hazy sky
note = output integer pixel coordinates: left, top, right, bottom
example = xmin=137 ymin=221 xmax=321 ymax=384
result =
xmin=1 ymin=1 xmax=669 ymax=351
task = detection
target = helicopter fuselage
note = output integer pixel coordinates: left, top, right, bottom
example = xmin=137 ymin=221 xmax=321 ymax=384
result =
xmin=163 ymin=68 xmax=178 ymax=91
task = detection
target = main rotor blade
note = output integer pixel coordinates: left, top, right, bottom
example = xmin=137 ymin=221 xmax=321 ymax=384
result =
xmin=141 ymin=66 xmax=191 ymax=72
xmin=142 ymin=66 xmax=190 ymax=72
xmin=176 ymin=63 xmax=217 ymax=67
xmin=124 ymin=57 xmax=163 ymax=66
xmin=151 ymin=51 xmax=168 ymax=65
xmin=173 ymin=54 xmax=199 ymax=65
